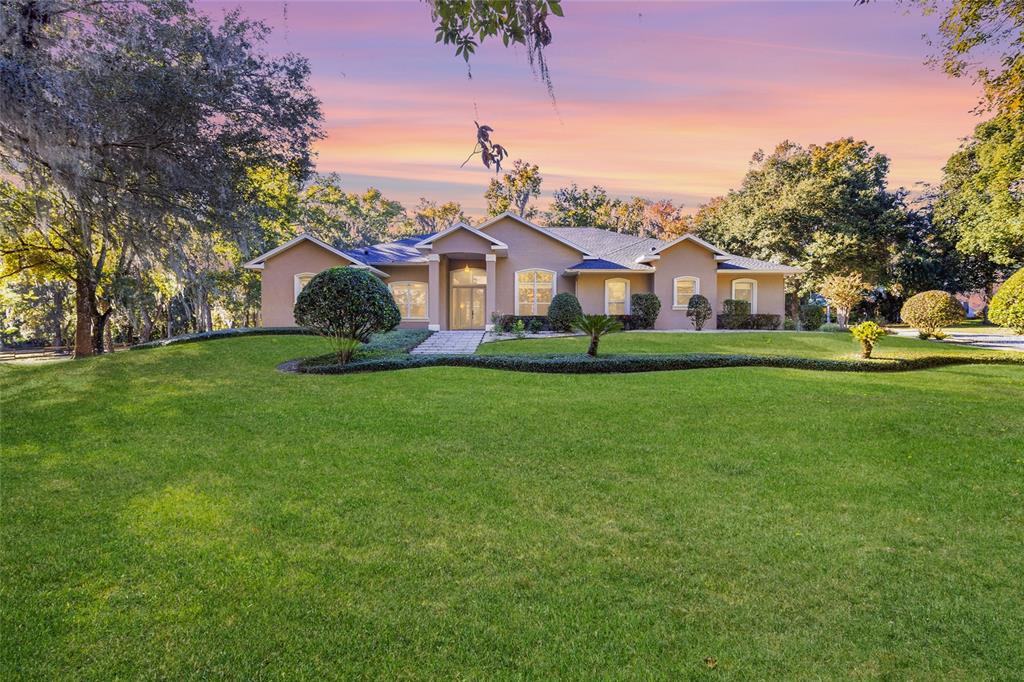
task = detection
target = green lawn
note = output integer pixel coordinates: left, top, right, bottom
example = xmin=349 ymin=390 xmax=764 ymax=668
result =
xmin=3 ymin=335 xmax=1023 ymax=679
xmin=477 ymin=330 xmax=991 ymax=359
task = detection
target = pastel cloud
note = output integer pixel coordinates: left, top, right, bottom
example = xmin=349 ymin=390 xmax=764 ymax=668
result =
xmin=201 ymin=1 xmax=980 ymax=215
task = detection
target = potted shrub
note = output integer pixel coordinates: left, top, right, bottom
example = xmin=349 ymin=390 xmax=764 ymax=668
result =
xmin=293 ymin=267 xmax=400 ymax=364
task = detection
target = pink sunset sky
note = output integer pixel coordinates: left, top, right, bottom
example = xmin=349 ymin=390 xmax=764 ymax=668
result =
xmin=203 ymin=1 xmax=982 ymax=216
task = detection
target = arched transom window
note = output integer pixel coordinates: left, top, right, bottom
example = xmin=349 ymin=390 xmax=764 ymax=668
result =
xmin=516 ymin=269 xmax=555 ymax=315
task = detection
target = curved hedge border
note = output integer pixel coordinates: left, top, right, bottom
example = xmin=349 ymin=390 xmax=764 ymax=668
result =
xmin=296 ymin=352 xmax=1024 ymax=375
xmin=132 ymin=327 xmax=311 ymax=350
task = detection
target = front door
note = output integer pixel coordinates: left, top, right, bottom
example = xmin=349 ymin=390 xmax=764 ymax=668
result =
xmin=450 ymin=266 xmax=487 ymax=330
xmin=451 ymin=286 xmax=485 ymax=329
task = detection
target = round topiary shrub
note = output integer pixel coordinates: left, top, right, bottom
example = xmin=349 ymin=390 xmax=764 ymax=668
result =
xmin=547 ymin=292 xmax=583 ymax=332
xmin=630 ymin=292 xmax=661 ymax=329
xmin=989 ymin=268 xmax=1024 ymax=334
xmin=900 ymin=290 xmax=964 ymax=339
xmin=686 ymin=294 xmax=712 ymax=331
xmin=294 ymin=267 xmax=400 ymax=363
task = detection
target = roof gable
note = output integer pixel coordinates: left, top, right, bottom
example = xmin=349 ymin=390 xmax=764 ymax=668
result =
xmin=414 ymin=222 xmax=508 ymax=251
xmin=243 ymin=234 xmax=387 ymax=276
xmin=477 ymin=213 xmax=592 ymax=256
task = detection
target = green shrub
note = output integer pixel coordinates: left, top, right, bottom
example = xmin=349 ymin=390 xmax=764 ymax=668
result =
xmin=850 ymin=321 xmax=887 ymax=358
xmin=572 ymin=314 xmax=623 ymax=356
xmin=783 ymin=318 xmax=796 ymax=330
xmin=799 ymin=304 xmax=825 ymax=331
xmin=547 ymin=293 xmax=583 ymax=332
xmin=686 ymin=294 xmax=713 ymax=331
xmin=819 ymin=323 xmax=844 ymax=333
xmin=900 ymin=290 xmax=964 ymax=338
xmin=717 ymin=312 xmax=780 ymax=330
xmin=496 ymin=314 xmax=549 ymax=332
xmin=719 ymin=299 xmax=752 ymax=329
xmin=510 ymin=319 xmax=527 ymax=338
xmin=293 ymin=267 xmax=400 ymax=364
xmin=630 ymin=293 xmax=661 ymax=330
xmin=989 ymin=268 xmax=1024 ymax=334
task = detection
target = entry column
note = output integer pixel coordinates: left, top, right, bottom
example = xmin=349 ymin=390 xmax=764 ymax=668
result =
xmin=485 ymin=254 xmax=497 ymax=331
xmin=426 ymin=254 xmax=441 ymax=331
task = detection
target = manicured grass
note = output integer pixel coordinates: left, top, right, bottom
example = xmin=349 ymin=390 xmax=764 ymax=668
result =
xmin=477 ymin=330 xmax=995 ymax=359
xmin=3 ymin=335 xmax=1023 ymax=678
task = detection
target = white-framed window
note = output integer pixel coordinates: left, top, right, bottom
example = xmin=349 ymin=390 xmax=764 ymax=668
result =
xmin=673 ymin=276 xmax=700 ymax=309
xmin=605 ymin=278 xmax=630 ymax=315
xmin=731 ymin=278 xmax=757 ymax=313
xmin=389 ymin=281 xmax=429 ymax=320
xmin=294 ymin=272 xmax=316 ymax=302
xmin=515 ymin=269 xmax=555 ymax=315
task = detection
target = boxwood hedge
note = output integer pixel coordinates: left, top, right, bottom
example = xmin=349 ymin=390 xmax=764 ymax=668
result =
xmin=296 ymin=351 xmax=1023 ymax=376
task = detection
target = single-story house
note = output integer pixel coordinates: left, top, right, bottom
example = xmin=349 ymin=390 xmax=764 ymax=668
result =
xmin=243 ymin=212 xmax=802 ymax=331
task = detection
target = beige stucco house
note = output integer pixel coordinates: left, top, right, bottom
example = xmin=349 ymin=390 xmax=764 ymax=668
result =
xmin=244 ymin=213 xmax=801 ymax=331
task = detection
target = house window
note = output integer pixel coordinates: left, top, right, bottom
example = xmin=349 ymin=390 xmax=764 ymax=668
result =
xmin=605 ymin=278 xmax=630 ymax=315
xmin=294 ymin=273 xmax=316 ymax=302
xmin=516 ymin=269 xmax=555 ymax=315
xmin=389 ymin=281 xmax=428 ymax=320
xmin=673 ymin=276 xmax=700 ymax=309
xmin=732 ymin=278 xmax=757 ymax=313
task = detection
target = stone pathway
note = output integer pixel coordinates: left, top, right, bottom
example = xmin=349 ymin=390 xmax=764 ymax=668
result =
xmin=410 ymin=330 xmax=485 ymax=355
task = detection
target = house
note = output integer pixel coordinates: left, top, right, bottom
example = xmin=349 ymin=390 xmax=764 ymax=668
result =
xmin=243 ymin=212 xmax=802 ymax=331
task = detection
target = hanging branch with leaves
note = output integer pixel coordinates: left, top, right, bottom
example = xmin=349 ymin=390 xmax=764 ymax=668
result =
xmin=461 ymin=122 xmax=508 ymax=173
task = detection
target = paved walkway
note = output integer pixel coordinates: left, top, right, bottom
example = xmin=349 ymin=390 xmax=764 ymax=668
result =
xmin=410 ymin=330 xmax=485 ymax=355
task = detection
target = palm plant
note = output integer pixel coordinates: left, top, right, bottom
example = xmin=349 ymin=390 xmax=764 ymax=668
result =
xmin=572 ymin=314 xmax=623 ymax=357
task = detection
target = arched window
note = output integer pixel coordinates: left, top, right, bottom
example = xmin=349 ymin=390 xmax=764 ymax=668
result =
xmin=515 ymin=269 xmax=555 ymax=315
xmin=605 ymin=278 xmax=630 ymax=315
xmin=389 ymin=281 xmax=429 ymax=320
xmin=673 ymin=276 xmax=700 ymax=309
xmin=731 ymin=278 xmax=757 ymax=313
xmin=294 ymin=272 xmax=317 ymax=302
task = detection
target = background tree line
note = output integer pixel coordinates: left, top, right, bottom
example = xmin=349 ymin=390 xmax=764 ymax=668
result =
xmin=1 ymin=0 xmax=1021 ymax=352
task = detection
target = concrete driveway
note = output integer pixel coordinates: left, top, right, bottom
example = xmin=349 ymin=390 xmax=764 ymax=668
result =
xmin=891 ymin=329 xmax=1024 ymax=352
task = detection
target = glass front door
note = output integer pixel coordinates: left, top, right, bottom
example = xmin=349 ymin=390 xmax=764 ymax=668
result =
xmin=451 ymin=286 xmax=485 ymax=329
xmin=450 ymin=266 xmax=486 ymax=330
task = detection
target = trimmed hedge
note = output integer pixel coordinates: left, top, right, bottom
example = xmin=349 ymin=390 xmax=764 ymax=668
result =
xmin=630 ymin=293 xmax=661 ymax=330
xmin=132 ymin=327 xmax=311 ymax=350
xmin=716 ymin=313 xmax=781 ymax=330
xmin=900 ymin=290 xmax=964 ymax=338
xmin=495 ymin=314 xmax=551 ymax=332
xmin=547 ymin=293 xmax=583 ymax=332
xmin=297 ymin=329 xmax=432 ymax=368
xmin=799 ymin=304 xmax=825 ymax=331
xmin=297 ymin=351 xmax=1024 ymax=376
xmin=989 ymin=267 xmax=1024 ymax=334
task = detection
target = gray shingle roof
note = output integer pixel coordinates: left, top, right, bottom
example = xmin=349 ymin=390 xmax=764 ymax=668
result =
xmin=336 ymin=225 xmax=799 ymax=274
xmin=717 ymin=255 xmax=802 ymax=273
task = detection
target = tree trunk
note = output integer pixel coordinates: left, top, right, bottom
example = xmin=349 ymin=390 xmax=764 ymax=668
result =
xmin=104 ymin=315 xmax=114 ymax=353
xmin=166 ymin=301 xmax=173 ymax=339
xmin=92 ymin=304 xmax=112 ymax=354
xmin=587 ymin=335 xmax=599 ymax=356
xmin=73 ymin=275 xmax=94 ymax=359
xmin=140 ymin=305 xmax=154 ymax=342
